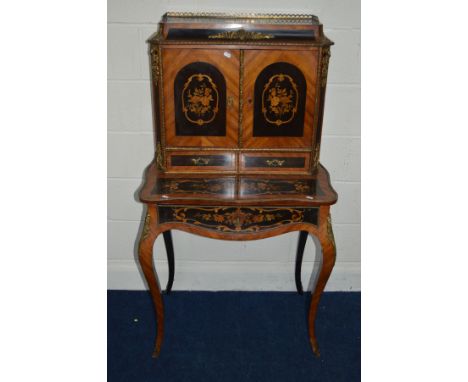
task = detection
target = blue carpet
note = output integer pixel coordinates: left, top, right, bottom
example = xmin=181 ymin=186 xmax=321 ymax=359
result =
xmin=108 ymin=291 xmax=360 ymax=382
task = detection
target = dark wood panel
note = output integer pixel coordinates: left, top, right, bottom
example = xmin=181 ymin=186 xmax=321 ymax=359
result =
xmin=242 ymin=49 xmax=318 ymax=149
xmin=240 ymin=152 xmax=310 ymax=173
xmin=239 ymin=178 xmax=317 ymax=197
xmin=174 ymin=61 xmax=227 ymax=136
xmin=162 ymin=48 xmax=239 ymax=148
xmin=151 ymin=176 xmax=319 ymax=200
xmin=158 ymin=13 xmax=325 ymax=45
xmin=171 ymin=155 xmax=229 ymax=167
xmin=244 ymin=156 xmax=305 ymax=168
xmin=158 ymin=206 xmax=318 ymax=232
xmin=166 ymin=28 xmax=316 ymax=40
xmin=139 ymin=160 xmax=337 ymax=206
xmin=166 ymin=151 xmax=236 ymax=172
xmin=253 ymin=62 xmax=307 ymax=137
xmin=152 ymin=177 xmax=235 ymax=198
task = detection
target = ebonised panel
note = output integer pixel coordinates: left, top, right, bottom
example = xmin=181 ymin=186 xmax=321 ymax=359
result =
xmin=171 ymin=155 xmax=230 ymax=167
xmin=152 ymin=178 xmax=235 ymax=196
xmin=158 ymin=206 xmax=318 ymax=232
xmin=167 ymin=28 xmax=315 ymax=40
xmin=239 ymin=178 xmax=317 ymax=196
xmin=174 ymin=62 xmax=226 ymax=136
xmin=253 ymin=62 xmax=306 ymax=137
xmin=244 ymin=156 xmax=306 ymax=168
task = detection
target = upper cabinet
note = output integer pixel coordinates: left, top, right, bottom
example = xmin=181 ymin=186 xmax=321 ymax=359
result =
xmin=242 ymin=49 xmax=319 ymax=148
xmin=150 ymin=12 xmax=332 ymax=174
xmin=162 ymin=48 xmax=318 ymax=149
xmin=162 ymin=48 xmax=239 ymax=148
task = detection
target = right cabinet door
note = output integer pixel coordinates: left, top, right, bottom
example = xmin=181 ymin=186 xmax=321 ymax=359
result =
xmin=242 ymin=49 xmax=319 ymax=148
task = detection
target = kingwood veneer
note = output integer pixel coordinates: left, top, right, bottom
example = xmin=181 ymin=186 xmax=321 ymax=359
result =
xmin=137 ymin=12 xmax=338 ymax=358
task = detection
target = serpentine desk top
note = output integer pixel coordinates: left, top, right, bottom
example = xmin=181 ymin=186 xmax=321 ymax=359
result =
xmin=139 ymin=160 xmax=337 ymax=207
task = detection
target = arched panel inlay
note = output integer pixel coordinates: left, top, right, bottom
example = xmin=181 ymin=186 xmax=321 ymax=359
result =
xmin=174 ymin=62 xmax=226 ymax=136
xmin=254 ymin=62 xmax=306 ymax=137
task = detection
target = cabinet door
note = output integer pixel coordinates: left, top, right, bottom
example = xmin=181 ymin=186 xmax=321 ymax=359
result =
xmin=162 ymin=48 xmax=239 ymax=148
xmin=242 ymin=50 xmax=319 ymax=148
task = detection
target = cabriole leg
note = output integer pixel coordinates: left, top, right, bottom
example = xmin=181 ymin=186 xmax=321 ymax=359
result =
xmin=138 ymin=204 xmax=164 ymax=358
xmin=163 ymin=231 xmax=175 ymax=293
xmin=295 ymin=231 xmax=308 ymax=294
xmin=307 ymin=207 xmax=336 ymax=357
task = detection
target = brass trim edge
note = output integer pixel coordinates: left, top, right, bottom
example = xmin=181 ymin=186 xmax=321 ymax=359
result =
xmin=160 ymin=204 xmax=320 ymax=209
xmin=158 ymin=45 xmax=167 ymax=168
xmin=164 ymin=147 xmax=314 ymax=152
xmin=238 ymin=50 xmax=244 ymax=149
xmin=156 ymin=143 xmax=165 ymax=171
xmin=142 ymin=213 xmax=151 ymax=240
xmin=163 ymin=171 xmax=238 ymax=175
xmin=312 ymin=143 xmax=320 ymax=172
xmin=209 ymin=29 xmax=274 ymax=40
xmin=150 ymin=46 xmax=160 ymax=86
xmin=157 ymin=39 xmax=331 ymax=47
xmin=320 ymin=47 xmax=331 ymax=87
xmin=326 ymin=215 xmax=336 ymax=251
xmin=166 ymin=12 xmax=318 ymax=21
xmin=311 ymin=49 xmax=321 ymax=172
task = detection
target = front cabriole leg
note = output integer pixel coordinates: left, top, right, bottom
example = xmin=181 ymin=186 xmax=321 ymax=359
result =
xmin=163 ymin=230 xmax=175 ymax=293
xmin=295 ymin=231 xmax=309 ymax=294
xmin=138 ymin=204 xmax=164 ymax=358
xmin=306 ymin=206 xmax=336 ymax=357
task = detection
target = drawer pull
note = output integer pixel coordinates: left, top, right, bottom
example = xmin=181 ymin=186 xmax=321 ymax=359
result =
xmin=191 ymin=157 xmax=211 ymax=166
xmin=266 ymin=159 xmax=285 ymax=167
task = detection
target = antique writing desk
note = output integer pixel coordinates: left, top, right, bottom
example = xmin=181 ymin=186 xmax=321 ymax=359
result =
xmin=137 ymin=12 xmax=337 ymax=358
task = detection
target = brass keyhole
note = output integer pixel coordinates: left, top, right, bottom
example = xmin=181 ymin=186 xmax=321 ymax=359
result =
xmin=266 ymin=159 xmax=285 ymax=167
xmin=227 ymin=95 xmax=234 ymax=108
xmin=191 ymin=157 xmax=210 ymax=165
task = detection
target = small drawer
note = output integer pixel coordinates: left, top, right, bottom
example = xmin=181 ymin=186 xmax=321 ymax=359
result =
xmin=166 ymin=151 xmax=236 ymax=172
xmin=240 ymin=152 xmax=310 ymax=173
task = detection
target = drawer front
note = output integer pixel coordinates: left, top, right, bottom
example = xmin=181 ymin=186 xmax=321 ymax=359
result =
xmin=167 ymin=151 xmax=236 ymax=172
xmin=158 ymin=206 xmax=318 ymax=233
xmin=240 ymin=152 xmax=310 ymax=173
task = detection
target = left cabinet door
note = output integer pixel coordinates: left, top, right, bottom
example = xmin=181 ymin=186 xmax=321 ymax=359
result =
xmin=162 ymin=48 xmax=240 ymax=148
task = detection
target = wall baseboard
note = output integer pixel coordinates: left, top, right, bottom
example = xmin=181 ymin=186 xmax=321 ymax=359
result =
xmin=108 ymin=259 xmax=360 ymax=291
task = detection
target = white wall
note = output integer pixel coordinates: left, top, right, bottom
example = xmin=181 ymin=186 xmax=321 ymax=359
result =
xmin=108 ymin=0 xmax=361 ymax=291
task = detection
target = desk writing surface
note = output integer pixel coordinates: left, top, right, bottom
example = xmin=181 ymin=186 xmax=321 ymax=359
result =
xmin=139 ymin=161 xmax=337 ymax=206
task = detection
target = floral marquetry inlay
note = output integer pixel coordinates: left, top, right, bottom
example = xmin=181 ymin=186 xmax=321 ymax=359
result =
xmin=158 ymin=206 xmax=319 ymax=233
xmin=262 ymin=74 xmax=298 ymax=126
xmin=182 ymin=74 xmax=219 ymax=126
xmin=155 ymin=178 xmax=233 ymax=195
xmin=241 ymin=179 xmax=312 ymax=195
